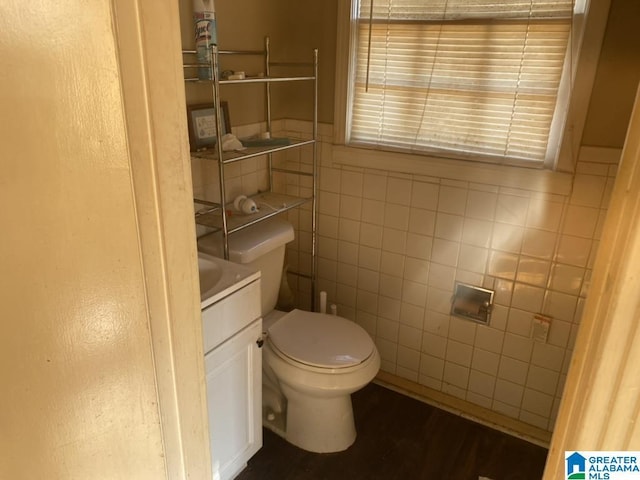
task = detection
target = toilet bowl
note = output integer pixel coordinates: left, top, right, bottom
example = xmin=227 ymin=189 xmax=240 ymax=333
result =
xmin=197 ymin=217 xmax=380 ymax=453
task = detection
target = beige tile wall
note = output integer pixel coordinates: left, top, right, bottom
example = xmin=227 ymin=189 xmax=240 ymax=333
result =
xmin=191 ymin=118 xmax=619 ymax=432
xmin=278 ymin=121 xmax=619 ymax=432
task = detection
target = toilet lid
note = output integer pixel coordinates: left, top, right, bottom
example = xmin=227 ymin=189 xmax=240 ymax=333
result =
xmin=267 ymin=309 xmax=374 ymax=369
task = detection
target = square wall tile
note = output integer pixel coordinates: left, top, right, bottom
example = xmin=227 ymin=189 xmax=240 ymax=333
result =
xmin=494 ymin=379 xmax=524 ymax=407
xmin=378 ymin=296 xmax=401 ymax=321
xmin=489 ymin=304 xmax=509 ymax=331
xmin=511 ymin=283 xmax=545 ymax=312
xmin=384 ymin=203 xmax=410 ymax=230
xmin=521 ymin=388 xmax=553 ymax=417
xmin=335 ymin=284 xmax=356 ymax=307
xmin=428 ymin=263 xmax=456 ymax=289
xmin=422 ymin=331 xmax=448 ymax=359
xmin=375 ymin=338 xmax=398 ymax=364
xmin=526 ymin=198 xmax=564 ymax=232
xmin=361 ymin=199 xmax=385 ymax=225
xmin=338 ymin=218 xmax=360 ymax=243
xmin=337 ymin=262 xmax=358 ymax=286
xmin=319 ymin=166 xmax=341 ymax=193
xmin=399 ymin=325 xmax=422 ymax=350
xmin=487 ymin=251 xmax=518 ymax=280
xmin=420 ymin=354 xmax=445 ymax=380
xmin=423 ymin=311 xmax=450 ymax=337
xmin=491 ymin=223 xmax=524 ymax=254
xmin=516 ymin=257 xmax=550 ymax=288
xmin=406 ymin=233 xmax=433 ymax=260
xmin=318 ymin=214 xmax=339 ymax=238
xmin=521 ymin=228 xmax=557 ymax=260
xmin=468 ymin=370 xmax=497 ymax=398
xmin=318 ymin=237 xmax=338 ymax=261
xmin=506 ymin=308 xmax=533 ymax=337
xmin=380 ymin=251 xmax=405 ymax=277
xmin=358 ymin=268 xmax=379 ymax=293
xmin=363 ymin=172 xmax=387 ymax=201
xmin=337 ymin=240 xmax=359 ymax=265
xmin=495 ymin=193 xmax=529 ymax=226
xmin=462 ymin=218 xmax=493 ymax=248
xmin=426 ymin=287 xmax=452 ymax=314
xmin=397 ymin=345 xmax=421 ymax=371
xmin=562 ymin=205 xmax=599 ymax=239
xmin=547 ymin=319 xmax=572 ymax=348
xmin=448 ymin=316 xmax=477 ymax=345
xmin=502 ymin=333 xmax=534 ymax=362
xmin=556 ymin=235 xmax=593 ymax=268
xmin=340 ymin=170 xmax=364 ymax=197
xmin=340 ymin=195 xmax=362 ymax=221
xmin=355 ymin=311 xmax=376 ymax=337
xmin=443 ymin=362 xmax=470 ymax=389
xmin=411 ymin=181 xmax=439 ymax=210
xmin=472 ymin=348 xmax=500 ymax=376
xmin=435 ymin=213 xmax=464 ymax=241
xmin=526 ymin=365 xmax=560 ymax=396
xmin=531 ymin=342 xmax=565 ymax=372
xmin=382 ymin=228 xmax=407 ymax=254
xmin=438 ymin=186 xmax=468 ymax=215
xmin=431 ymin=238 xmax=460 ymax=266
xmin=458 ymin=244 xmax=488 ymax=274
xmin=498 ymin=356 xmax=529 ymax=385
xmin=409 ymin=208 xmax=436 ymax=236
xmin=402 ymin=280 xmax=428 ymax=307
xmin=475 ymin=327 xmax=504 ymax=354
xmin=387 ymin=177 xmax=412 ymax=205
xmin=466 ymin=190 xmax=497 ymax=220
xmin=318 ymin=191 xmax=340 ymax=215
xmin=570 ymin=174 xmax=606 ymax=208
xmin=446 ymin=339 xmax=473 ymax=367
xmin=377 ymin=317 xmax=400 ymax=341
xmin=400 ymin=303 xmax=425 ymax=329
xmin=549 ymin=263 xmax=585 ymax=295
xmin=356 ymin=289 xmax=378 ymax=315
xmin=404 ymin=257 xmax=430 ymax=284
xmin=493 ymin=279 xmax=513 ymax=306
xmin=358 ymin=246 xmax=381 ymax=270
xmin=542 ymin=290 xmax=577 ymax=323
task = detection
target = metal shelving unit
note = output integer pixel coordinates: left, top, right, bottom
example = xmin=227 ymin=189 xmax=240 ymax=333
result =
xmin=183 ymin=37 xmax=318 ymax=309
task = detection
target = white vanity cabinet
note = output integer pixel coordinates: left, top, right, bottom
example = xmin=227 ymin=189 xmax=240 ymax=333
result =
xmin=202 ymin=278 xmax=262 ymax=480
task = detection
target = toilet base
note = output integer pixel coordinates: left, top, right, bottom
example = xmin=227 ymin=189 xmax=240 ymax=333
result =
xmin=281 ymin=384 xmax=356 ymax=453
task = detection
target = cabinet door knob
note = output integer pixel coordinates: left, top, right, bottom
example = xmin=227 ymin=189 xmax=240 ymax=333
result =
xmin=256 ymin=337 xmax=264 ymax=348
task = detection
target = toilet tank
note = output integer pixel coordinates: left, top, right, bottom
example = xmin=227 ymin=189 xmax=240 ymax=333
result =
xmin=197 ymin=217 xmax=294 ymax=316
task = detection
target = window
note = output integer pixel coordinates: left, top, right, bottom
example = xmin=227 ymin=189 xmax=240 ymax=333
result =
xmin=342 ymin=0 xmax=586 ymax=168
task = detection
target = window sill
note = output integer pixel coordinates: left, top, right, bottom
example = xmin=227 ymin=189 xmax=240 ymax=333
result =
xmin=331 ymin=144 xmax=573 ymax=195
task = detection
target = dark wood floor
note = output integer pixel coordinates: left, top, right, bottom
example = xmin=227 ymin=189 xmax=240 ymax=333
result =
xmin=236 ymin=383 xmax=548 ymax=480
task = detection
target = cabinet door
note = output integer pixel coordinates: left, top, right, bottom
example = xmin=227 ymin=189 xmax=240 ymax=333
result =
xmin=205 ymin=319 xmax=262 ymax=480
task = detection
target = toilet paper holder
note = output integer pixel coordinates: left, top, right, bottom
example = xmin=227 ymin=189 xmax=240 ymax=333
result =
xmin=450 ymin=283 xmax=494 ymax=325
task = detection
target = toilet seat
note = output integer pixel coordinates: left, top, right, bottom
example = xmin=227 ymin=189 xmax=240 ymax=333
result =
xmin=267 ymin=309 xmax=374 ymax=369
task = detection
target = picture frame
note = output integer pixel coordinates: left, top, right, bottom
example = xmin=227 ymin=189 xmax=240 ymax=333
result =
xmin=186 ymin=102 xmax=230 ymax=151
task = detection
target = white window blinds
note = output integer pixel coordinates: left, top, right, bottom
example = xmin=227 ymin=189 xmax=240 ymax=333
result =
xmin=349 ymin=0 xmax=574 ymax=165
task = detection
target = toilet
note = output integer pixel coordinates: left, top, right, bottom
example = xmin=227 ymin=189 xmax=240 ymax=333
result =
xmin=197 ymin=217 xmax=380 ymax=453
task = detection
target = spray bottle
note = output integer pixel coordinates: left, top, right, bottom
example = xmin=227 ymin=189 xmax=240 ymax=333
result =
xmin=193 ymin=0 xmax=217 ymax=80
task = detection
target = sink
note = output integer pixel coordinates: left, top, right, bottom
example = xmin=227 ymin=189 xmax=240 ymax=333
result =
xmin=198 ymin=253 xmax=223 ymax=297
xmin=198 ymin=251 xmax=260 ymax=308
